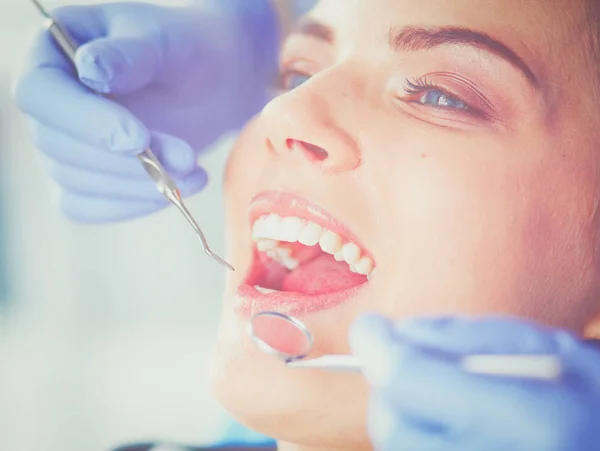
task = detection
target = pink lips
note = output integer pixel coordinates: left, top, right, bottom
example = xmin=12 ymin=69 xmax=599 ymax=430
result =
xmin=235 ymin=282 xmax=365 ymax=318
xmin=247 ymin=191 xmax=369 ymax=250
xmin=234 ymin=190 xmax=371 ymax=318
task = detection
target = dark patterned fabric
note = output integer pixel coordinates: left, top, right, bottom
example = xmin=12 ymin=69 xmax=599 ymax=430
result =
xmin=113 ymin=443 xmax=276 ymax=451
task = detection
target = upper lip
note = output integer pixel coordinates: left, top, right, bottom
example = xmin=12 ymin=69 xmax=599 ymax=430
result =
xmin=248 ymin=190 xmax=373 ymax=257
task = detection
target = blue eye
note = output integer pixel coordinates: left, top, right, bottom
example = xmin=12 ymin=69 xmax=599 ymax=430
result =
xmin=402 ymin=78 xmax=491 ymax=120
xmin=283 ymin=72 xmax=311 ymax=90
xmin=419 ymin=90 xmax=468 ymax=110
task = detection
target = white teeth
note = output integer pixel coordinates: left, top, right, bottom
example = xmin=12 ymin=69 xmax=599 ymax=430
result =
xmin=298 ymin=221 xmax=323 ymax=246
xmin=354 ymin=257 xmax=373 ymax=275
xmin=319 ymin=230 xmax=343 ymax=254
xmin=341 ymin=242 xmax=361 ymax=265
xmin=282 ymin=257 xmax=299 ymax=270
xmin=278 ymin=217 xmax=306 ymax=242
xmin=256 ymin=238 xmax=279 ymax=251
xmin=252 ymin=214 xmax=376 ymax=277
xmin=266 ymin=247 xmax=291 ymax=262
xmin=263 ymin=214 xmax=282 ymax=238
xmin=266 ymin=247 xmax=299 ymax=270
xmin=367 ymin=268 xmax=377 ymax=281
xmin=252 ymin=216 xmax=266 ymax=239
xmin=254 ymin=285 xmax=278 ymax=294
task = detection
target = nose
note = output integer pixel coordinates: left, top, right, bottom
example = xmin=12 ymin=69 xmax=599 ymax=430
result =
xmin=259 ymin=75 xmax=362 ymax=172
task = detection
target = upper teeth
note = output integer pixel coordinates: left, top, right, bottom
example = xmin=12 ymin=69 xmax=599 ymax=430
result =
xmin=252 ymin=213 xmax=375 ymax=277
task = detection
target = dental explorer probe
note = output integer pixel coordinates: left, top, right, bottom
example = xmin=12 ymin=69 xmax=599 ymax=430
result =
xmin=30 ymin=0 xmax=234 ymax=272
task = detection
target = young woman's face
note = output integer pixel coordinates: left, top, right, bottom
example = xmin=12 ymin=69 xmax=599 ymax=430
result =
xmin=209 ymin=0 xmax=600 ymax=448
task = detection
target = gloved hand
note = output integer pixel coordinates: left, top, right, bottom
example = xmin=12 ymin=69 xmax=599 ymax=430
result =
xmin=350 ymin=314 xmax=600 ymax=451
xmin=13 ymin=1 xmax=279 ymax=222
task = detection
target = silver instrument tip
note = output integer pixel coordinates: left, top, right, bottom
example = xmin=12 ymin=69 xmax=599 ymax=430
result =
xmin=31 ymin=0 xmax=53 ymax=19
xmin=206 ymin=249 xmax=235 ymax=271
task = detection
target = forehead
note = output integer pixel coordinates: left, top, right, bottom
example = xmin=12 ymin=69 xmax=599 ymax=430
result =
xmin=310 ymin=0 xmax=586 ymax=62
xmin=312 ymin=0 xmax=584 ymax=30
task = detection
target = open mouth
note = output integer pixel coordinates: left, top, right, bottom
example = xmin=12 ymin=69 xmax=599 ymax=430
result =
xmin=236 ymin=192 xmax=376 ymax=316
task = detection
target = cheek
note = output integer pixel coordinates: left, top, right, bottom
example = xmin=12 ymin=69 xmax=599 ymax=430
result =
xmin=362 ymin=127 xmax=596 ymax=322
xmin=224 ymin=119 xmax=264 ymax=195
xmin=224 ymin=119 xmax=271 ymax=243
xmin=367 ymin=130 xmax=531 ymax=263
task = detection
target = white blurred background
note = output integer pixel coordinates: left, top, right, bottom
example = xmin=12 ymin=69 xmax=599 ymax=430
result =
xmin=0 ymin=1 xmax=245 ymax=450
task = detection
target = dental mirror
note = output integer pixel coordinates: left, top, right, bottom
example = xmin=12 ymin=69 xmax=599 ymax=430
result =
xmin=248 ymin=311 xmax=314 ymax=362
xmin=248 ymin=311 xmax=564 ymax=381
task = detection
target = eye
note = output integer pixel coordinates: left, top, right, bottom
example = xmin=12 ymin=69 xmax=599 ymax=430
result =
xmin=402 ymin=78 xmax=483 ymax=117
xmin=419 ymin=90 xmax=468 ymax=110
xmin=281 ymin=70 xmax=311 ymax=91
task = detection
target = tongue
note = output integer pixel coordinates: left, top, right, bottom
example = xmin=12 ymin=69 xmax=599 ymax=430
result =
xmin=281 ymin=254 xmax=366 ymax=294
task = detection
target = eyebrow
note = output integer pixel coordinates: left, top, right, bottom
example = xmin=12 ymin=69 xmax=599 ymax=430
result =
xmin=291 ymin=19 xmax=538 ymax=89
xmin=389 ymin=26 xmax=538 ymax=88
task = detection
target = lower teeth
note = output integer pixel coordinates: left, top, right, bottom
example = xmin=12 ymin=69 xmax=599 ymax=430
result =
xmin=255 ymin=285 xmax=279 ymax=294
xmin=265 ymin=249 xmax=299 ymax=270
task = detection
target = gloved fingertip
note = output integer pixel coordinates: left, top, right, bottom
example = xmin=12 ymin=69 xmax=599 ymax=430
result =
xmin=349 ymin=313 xmax=395 ymax=387
xmin=79 ymin=77 xmax=111 ymax=94
xmin=350 ymin=313 xmax=392 ymax=346
xmin=178 ymin=168 xmax=209 ymax=197
xmin=107 ymin=117 xmax=150 ymax=154
xmin=76 ymin=45 xmax=118 ymax=93
xmin=152 ymin=133 xmax=198 ymax=177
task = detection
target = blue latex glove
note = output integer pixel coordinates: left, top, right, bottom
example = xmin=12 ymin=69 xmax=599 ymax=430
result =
xmin=13 ymin=1 xmax=279 ymax=222
xmin=350 ymin=314 xmax=600 ymax=451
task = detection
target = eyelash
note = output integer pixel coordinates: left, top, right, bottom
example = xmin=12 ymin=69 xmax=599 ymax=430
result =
xmin=402 ymin=77 xmax=488 ymax=118
xmin=275 ymin=68 xmax=489 ymax=120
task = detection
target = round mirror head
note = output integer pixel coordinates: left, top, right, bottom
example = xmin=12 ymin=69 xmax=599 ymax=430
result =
xmin=248 ymin=311 xmax=314 ymax=362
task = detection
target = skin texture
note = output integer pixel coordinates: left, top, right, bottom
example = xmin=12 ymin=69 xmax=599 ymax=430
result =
xmin=207 ymin=0 xmax=600 ymax=449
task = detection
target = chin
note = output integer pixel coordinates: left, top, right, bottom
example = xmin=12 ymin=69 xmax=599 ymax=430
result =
xmin=207 ymin=301 xmax=371 ymax=449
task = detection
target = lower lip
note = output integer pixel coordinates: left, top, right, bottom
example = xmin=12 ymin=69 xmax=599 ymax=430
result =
xmin=234 ymin=283 xmax=365 ymax=318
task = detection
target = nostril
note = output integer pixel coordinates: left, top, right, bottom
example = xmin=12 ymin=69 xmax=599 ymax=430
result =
xmin=287 ymin=139 xmax=329 ymax=162
xmin=303 ymin=142 xmax=329 ymax=161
